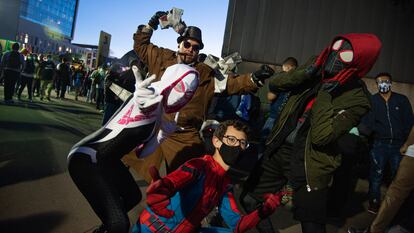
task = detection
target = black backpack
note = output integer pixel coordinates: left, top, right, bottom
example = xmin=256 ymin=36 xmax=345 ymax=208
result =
xmin=23 ymin=59 xmax=35 ymax=74
xmin=7 ymin=51 xmax=21 ymax=69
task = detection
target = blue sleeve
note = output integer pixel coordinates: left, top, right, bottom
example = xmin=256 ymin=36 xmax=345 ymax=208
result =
xmin=218 ymin=191 xmax=242 ymax=231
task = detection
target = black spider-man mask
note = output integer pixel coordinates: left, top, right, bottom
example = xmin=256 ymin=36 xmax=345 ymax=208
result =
xmin=323 ymin=39 xmax=354 ymax=78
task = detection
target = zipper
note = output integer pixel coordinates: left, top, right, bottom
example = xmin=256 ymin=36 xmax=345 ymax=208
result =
xmin=386 ymin=102 xmax=393 ymax=144
xmin=304 ymin=133 xmax=311 ymax=192
xmin=266 ymin=89 xmax=310 ymax=145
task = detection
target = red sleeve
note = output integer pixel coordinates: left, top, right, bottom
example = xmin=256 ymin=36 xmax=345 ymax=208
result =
xmin=163 ymin=158 xmax=203 ymax=191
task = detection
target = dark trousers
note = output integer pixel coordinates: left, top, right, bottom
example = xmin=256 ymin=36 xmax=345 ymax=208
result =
xmin=96 ymin=88 xmax=104 ymax=109
xmin=14 ymin=74 xmax=22 ymax=94
xmin=240 ymin=145 xmax=292 ymax=233
xmin=3 ymin=70 xmax=20 ymax=101
xmin=369 ymin=142 xmax=403 ymax=202
xmin=60 ymin=84 xmax=67 ymax=98
xmin=32 ymin=79 xmax=41 ymax=96
xmin=327 ymin=152 xmax=360 ymax=216
xmin=18 ymin=75 xmax=33 ymax=100
xmin=58 ymin=81 xmax=68 ymax=98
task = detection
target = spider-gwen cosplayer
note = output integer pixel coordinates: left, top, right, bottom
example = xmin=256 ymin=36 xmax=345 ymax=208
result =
xmin=68 ymin=64 xmax=199 ymax=233
xmin=133 ymin=120 xmax=283 ymax=233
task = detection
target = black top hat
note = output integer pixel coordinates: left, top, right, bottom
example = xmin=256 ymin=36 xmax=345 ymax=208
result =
xmin=177 ymin=26 xmax=204 ymax=50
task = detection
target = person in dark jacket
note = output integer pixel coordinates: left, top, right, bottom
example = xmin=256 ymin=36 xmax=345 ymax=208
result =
xmin=240 ymin=33 xmax=381 ymax=233
xmin=261 ymin=57 xmax=298 ymax=138
xmin=17 ymin=53 xmax=36 ymax=101
xmin=348 ymin=125 xmax=414 ymax=233
xmin=1 ymin=42 xmax=24 ymax=104
xmin=102 ymin=59 xmax=144 ymax=125
xmin=73 ymin=64 xmax=86 ymax=101
xmin=32 ymin=54 xmax=42 ymax=97
xmin=39 ymin=54 xmax=56 ymax=101
xmin=361 ymin=72 xmax=414 ymax=214
xmin=102 ymin=63 xmax=123 ymax=125
xmin=55 ymin=57 xmax=71 ymax=99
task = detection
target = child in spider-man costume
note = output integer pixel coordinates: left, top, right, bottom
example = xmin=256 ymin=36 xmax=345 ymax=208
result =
xmin=133 ymin=120 xmax=283 ymax=233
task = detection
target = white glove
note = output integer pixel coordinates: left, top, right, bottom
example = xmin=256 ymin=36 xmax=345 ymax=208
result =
xmin=132 ymin=71 xmax=163 ymax=113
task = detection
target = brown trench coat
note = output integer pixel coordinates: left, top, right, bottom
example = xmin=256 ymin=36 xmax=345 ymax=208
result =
xmin=122 ymin=28 xmax=258 ymax=182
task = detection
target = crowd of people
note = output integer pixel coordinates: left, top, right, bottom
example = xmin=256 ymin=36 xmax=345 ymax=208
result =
xmin=0 ymin=44 xmax=96 ymax=104
xmin=2 ymin=9 xmax=413 ymax=233
xmin=68 ymin=10 xmax=413 ymax=233
xmin=0 ymin=43 xmax=141 ymax=126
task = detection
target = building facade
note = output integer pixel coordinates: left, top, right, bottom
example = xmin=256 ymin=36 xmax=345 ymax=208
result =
xmin=222 ymin=0 xmax=414 ymax=109
xmin=72 ymin=43 xmax=98 ymax=69
xmin=222 ymin=0 xmax=414 ymax=84
xmin=0 ymin=0 xmax=88 ymax=57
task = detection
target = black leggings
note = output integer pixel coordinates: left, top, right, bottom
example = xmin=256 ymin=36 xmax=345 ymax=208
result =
xmin=68 ymin=155 xmax=142 ymax=233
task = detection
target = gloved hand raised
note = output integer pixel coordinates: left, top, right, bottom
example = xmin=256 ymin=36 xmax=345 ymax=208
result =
xmin=251 ymin=64 xmax=275 ymax=87
xmin=131 ymin=66 xmax=163 ymax=113
xmin=235 ymin=192 xmax=283 ymax=232
xmin=148 ymin=11 xmax=168 ymax=30
xmin=305 ymin=47 xmax=329 ymax=77
xmin=146 ymin=166 xmax=175 ymax=218
xmin=258 ymin=193 xmax=282 ymax=218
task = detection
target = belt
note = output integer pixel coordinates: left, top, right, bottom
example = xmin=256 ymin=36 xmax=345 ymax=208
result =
xmin=141 ymin=209 xmax=173 ymax=233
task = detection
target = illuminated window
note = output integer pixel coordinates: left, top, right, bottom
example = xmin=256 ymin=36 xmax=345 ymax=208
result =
xmin=19 ymin=0 xmax=77 ymax=38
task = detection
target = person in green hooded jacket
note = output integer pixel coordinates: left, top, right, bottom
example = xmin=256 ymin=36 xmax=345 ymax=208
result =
xmin=240 ymin=33 xmax=382 ymax=233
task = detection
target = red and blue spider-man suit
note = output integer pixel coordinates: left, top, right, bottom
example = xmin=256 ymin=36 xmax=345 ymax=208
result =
xmin=132 ymin=155 xmax=281 ymax=233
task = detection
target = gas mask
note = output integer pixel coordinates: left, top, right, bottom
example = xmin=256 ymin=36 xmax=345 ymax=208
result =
xmin=323 ymin=39 xmax=354 ymax=78
xmin=377 ymin=80 xmax=392 ymax=93
xmin=149 ymin=64 xmax=199 ymax=113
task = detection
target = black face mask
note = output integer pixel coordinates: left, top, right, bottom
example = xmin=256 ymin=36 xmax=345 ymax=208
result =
xmin=223 ymin=144 xmax=259 ymax=183
xmin=219 ymin=143 xmax=242 ymax=166
xmin=323 ymin=39 xmax=353 ymax=78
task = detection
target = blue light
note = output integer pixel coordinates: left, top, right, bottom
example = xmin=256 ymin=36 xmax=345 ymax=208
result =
xmin=19 ymin=0 xmax=77 ymax=38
